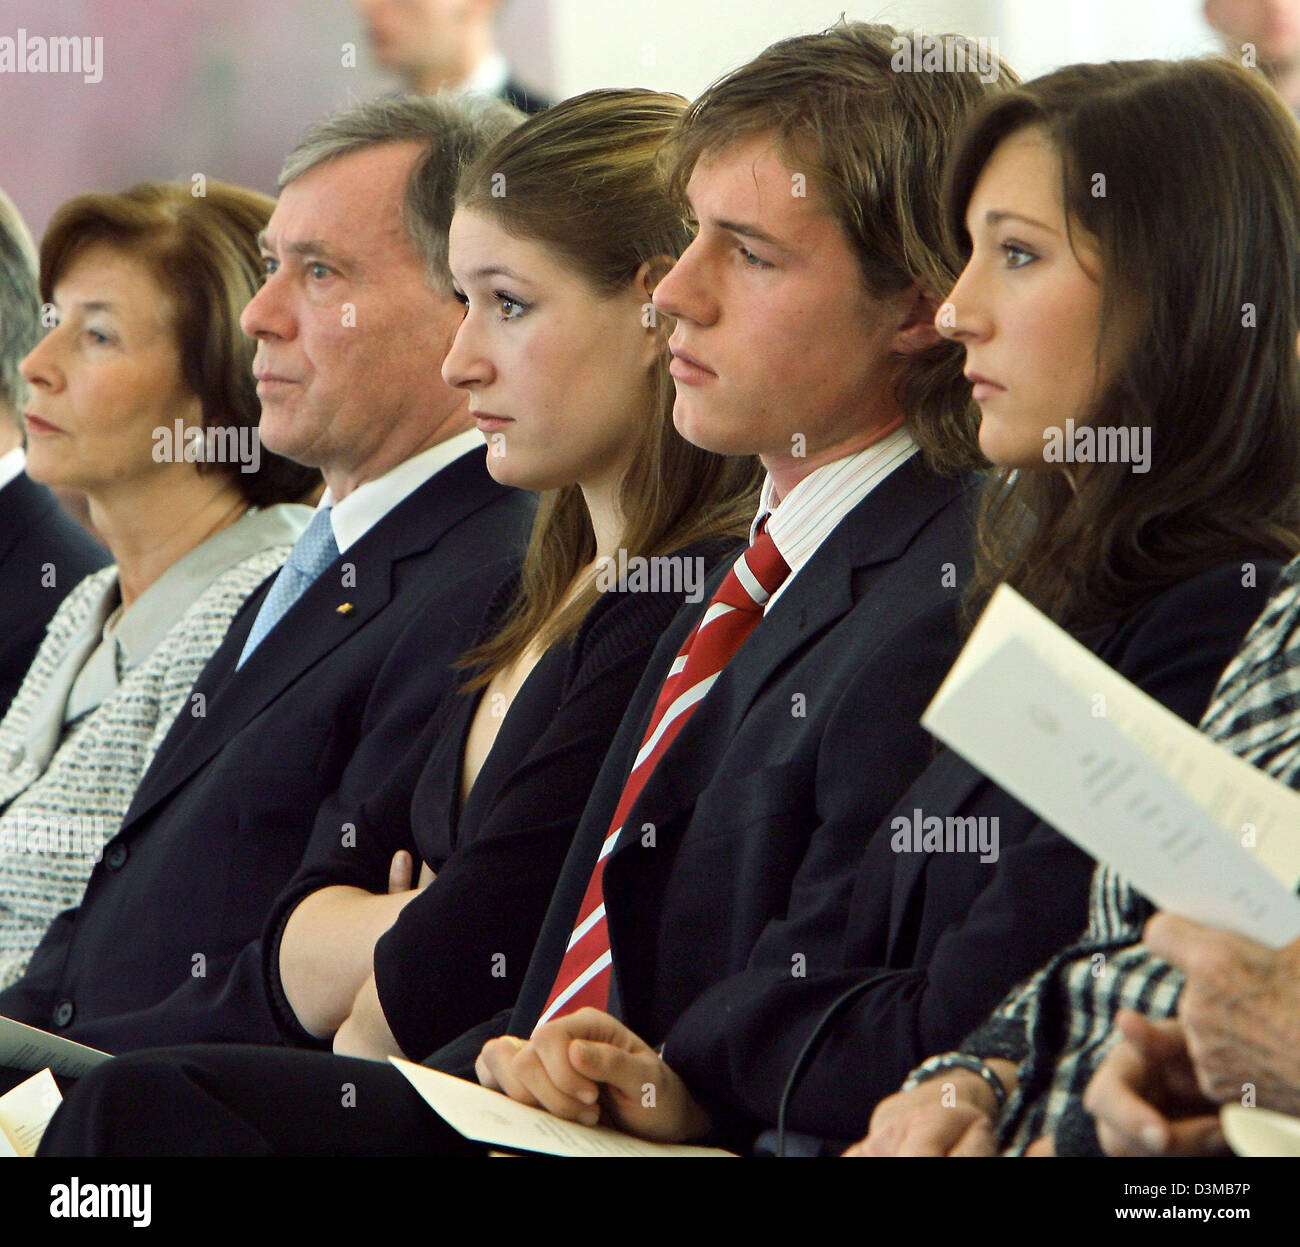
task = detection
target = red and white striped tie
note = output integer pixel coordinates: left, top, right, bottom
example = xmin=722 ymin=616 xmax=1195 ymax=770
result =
xmin=536 ymin=527 xmax=791 ymax=1026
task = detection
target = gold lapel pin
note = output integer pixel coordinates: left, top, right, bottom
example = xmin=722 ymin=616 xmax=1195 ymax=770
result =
xmin=336 ymin=603 xmax=355 ymax=615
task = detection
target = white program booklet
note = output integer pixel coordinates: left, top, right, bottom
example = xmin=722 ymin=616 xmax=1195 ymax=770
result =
xmin=0 ymin=1068 xmax=62 ymax=1157
xmin=1222 ymin=1103 xmax=1300 ymax=1156
xmin=921 ymin=584 xmax=1300 ymax=947
xmin=390 ymin=1059 xmax=736 ymax=1157
xmin=0 ymin=1015 xmax=110 ymax=1078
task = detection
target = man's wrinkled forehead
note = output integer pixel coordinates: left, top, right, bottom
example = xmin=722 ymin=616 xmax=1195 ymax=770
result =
xmin=269 ymin=143 xmax=421 ymax=261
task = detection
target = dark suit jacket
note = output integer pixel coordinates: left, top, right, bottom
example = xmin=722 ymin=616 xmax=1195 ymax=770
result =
xmin=0 ymin=448 xmax=535 ymax=1052
xmin=0 ymin=473 xmax=108 ymax=718
xmin=661 ymin=559 xmax=1282 ymax=1149
xmin=427 ymin=457 xmax=978 ymax=1107
xmin=501 ymin=77 xmax=549 ymax=115
xmin=260 ymin=537 xmax=740 ymax=1057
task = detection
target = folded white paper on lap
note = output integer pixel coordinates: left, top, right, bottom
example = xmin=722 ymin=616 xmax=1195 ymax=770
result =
xmin=0 ymin=1068 xmax=61 ymax=1157
xmin=390 ymin=1058 xmax=736 ymax=1157
xmin=0 ymin=1015 xmax=110 ymax=1078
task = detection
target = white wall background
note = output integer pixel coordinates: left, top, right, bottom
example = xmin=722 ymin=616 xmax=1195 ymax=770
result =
xmin=547 ymin=1 xmax=997 ymax=99
xmin=529 ymin=0 xmax=1226 ymax=100
xmin=0 ymin=1 xmax=1239 ymax=239
xmin=996 ymin=0 xmax=1220 ymax=79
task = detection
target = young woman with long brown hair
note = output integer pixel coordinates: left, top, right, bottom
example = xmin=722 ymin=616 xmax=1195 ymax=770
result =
xmin=847 ymin=55 xmax=1300 ymax=1157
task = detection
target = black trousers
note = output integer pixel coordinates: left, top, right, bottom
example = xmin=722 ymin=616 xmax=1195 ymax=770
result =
xmin=36 ymin=1045 xmax=486 ymax=1157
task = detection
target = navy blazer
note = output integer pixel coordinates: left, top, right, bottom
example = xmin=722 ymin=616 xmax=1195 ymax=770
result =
xmin=0 ymin=448 xmax=535 ymax=1051
xmin=427 ymin=457 xmax=978 ymax=1101
xmin=663 ymin=559 xmax=1282 ymax=1149
xmin=260 ymin=537 xmax=742 ymax=1057
xmin=0 ymin=473 xmax=108 ymax=719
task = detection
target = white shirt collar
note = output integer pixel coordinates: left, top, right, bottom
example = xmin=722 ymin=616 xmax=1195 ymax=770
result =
xmin=321 ymin=428 xmax=486 ymax=554
xmin=461 ymin=51 xmax=510 ymax=97
xmin=750 ymin=427 xmax=918 ymax=612
xmin=0 ymin=445 xmax=26 ymax=493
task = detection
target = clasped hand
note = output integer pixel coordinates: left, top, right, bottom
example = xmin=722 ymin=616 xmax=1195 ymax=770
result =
xmin=475 ymin=1008 xmax=712 ymax=1142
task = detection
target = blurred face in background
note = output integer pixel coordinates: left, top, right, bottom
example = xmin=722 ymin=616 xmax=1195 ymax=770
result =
xmin=20 ymin=243 xmax=203 ymax=503
xmin=1205 ymin=0 xmax=1300 ymax=68
xmin=355 ymin=0 xmax=496 ymax=83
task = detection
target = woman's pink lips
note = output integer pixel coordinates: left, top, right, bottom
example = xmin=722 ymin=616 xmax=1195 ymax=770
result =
xmin=669 ymin=349 xmax=717 ymax=386
xmin=965 ymin=371 xmax=1005 ymax=403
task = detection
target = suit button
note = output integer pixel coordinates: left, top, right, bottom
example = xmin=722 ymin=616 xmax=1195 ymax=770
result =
xmin=105 ymin=842 xmax=128 ymax=870
xmin=52 ymin=999 xmax=75 ymax=1028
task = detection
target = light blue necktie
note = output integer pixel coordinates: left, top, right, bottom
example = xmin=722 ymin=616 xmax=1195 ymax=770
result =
xmin=236 ymin=506 xmax=339 ymax=669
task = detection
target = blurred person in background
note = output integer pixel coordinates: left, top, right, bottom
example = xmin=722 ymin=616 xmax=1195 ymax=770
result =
xmin=0 ymin=185 xmax=108 ymax=720
xmin=0 ymin=180 xmax=320 ymax=999
xmin=1206 ymin=0 xmax=1300 ymax=109
xmin=355 ymin=0 xmax=549 ymax=112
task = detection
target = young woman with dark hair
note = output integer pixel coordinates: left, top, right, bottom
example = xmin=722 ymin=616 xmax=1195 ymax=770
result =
xmin=850 ymin=55 xmax=1300 ymax=1157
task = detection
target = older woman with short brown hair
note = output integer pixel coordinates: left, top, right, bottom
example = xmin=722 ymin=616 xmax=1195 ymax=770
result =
xmin=0 ymin=180 xmax=319 ymax=986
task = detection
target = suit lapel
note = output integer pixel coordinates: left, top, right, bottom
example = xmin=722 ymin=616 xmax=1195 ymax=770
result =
xmin=123 ymin=550 xmax=395 ymax=826
xmin=883 ymin=610 xmax=1127 ymax=953
xmin=120 ymin=450 xmax=505 ymax=833
xmin=607 ymin=565 xmax=858 ymax=847
xmin=609 ymin=457 xmax=973 ymax=863
xmin=19 ymin=604 xmax=106 ymax=776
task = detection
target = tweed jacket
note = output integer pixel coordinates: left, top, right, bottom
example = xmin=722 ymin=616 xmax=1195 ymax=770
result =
xmin=0 ymin=505 xmax=308 ymax=986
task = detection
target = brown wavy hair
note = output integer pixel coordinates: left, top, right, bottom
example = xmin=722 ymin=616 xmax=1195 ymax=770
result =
xmin=946 ymin=58 xmax=1300 ymax=630
xmin=663 ymin=20 xmax=1019 ymax=475
xmin=40 ymin=181 xmax=320 ymax=506
xmin=454 ymin=90 xmax=761 ymax=683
